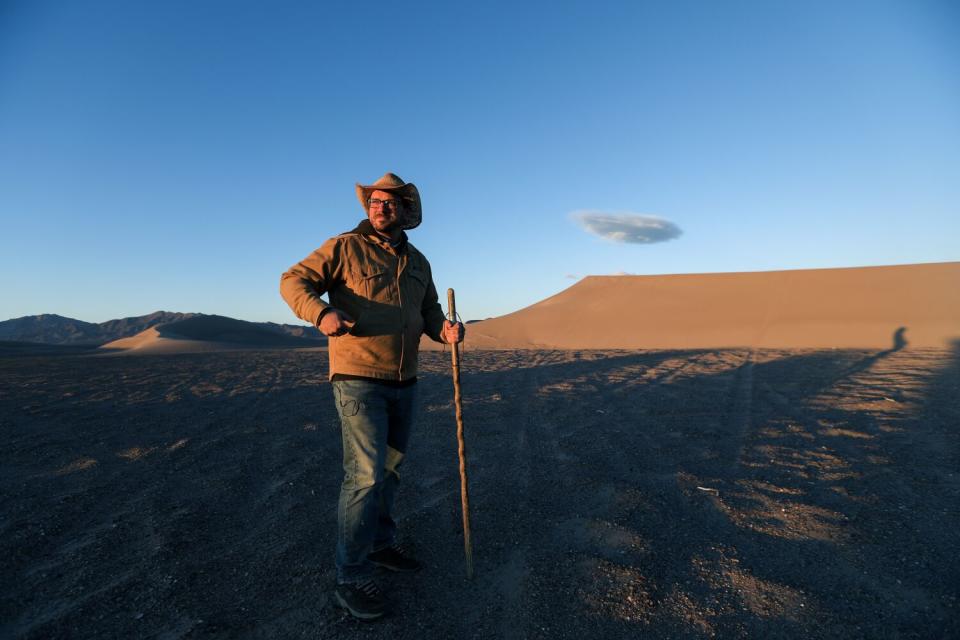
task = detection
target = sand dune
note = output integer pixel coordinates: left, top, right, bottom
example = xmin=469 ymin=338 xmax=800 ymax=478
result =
xmin=100 ymin=315 xmax=324 ymax=355
xmin=446 ymin=262 xmax=959 ymax=350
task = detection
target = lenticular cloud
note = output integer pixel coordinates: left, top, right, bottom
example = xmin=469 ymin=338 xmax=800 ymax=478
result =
xmin=573 ymin=211 xmax=682 ymax=244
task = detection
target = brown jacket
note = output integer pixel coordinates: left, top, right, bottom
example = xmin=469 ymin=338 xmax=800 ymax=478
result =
xmin=280 ymin=220 xmax=446 ymax=381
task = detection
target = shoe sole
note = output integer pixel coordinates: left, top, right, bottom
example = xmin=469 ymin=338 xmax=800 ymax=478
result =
xmin=333 ymin=591 xmax=386 ymax=620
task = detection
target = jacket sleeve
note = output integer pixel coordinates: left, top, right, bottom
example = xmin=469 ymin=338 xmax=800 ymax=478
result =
xmin=421 ymin=264 xmax=448 ymax=343
xmin=279 ymin=237 xmax=341 ymax=326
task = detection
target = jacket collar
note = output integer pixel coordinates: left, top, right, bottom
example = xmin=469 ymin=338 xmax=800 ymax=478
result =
xmin=350 ymin=219 xmax=408 ymax=252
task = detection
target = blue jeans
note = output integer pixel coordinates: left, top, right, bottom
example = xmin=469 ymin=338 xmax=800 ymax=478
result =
xmin=331 ymin=379 xmax=416 ymax=584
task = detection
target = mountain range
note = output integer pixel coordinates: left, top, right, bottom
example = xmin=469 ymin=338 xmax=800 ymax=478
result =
xmin=0 ymin=311 xmax=323 ymax=346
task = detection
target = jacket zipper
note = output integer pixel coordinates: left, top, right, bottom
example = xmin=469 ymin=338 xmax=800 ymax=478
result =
xmin=396 ymin=250 xmax=404 ymax=381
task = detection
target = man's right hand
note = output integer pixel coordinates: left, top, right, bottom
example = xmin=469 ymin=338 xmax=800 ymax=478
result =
xmin=318 ymin=308 xmax=356 ymax=337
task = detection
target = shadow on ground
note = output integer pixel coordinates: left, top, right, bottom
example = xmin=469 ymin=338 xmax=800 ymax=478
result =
xmin=0 ymin=342 xmax=957 ymax=638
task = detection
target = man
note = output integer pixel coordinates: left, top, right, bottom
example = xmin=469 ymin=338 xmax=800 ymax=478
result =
xmin=280 ymin=172 xmax=464 ymax=620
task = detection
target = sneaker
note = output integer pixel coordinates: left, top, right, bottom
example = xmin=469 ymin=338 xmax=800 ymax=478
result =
xmin=333 ymin=580 xmax=388 ymax=620
xmin=368 ymin=544 xmax=422 ymax=573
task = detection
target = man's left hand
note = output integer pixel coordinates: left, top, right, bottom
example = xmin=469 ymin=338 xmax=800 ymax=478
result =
xmin=442 ymin=320 xmax=465 ymax=344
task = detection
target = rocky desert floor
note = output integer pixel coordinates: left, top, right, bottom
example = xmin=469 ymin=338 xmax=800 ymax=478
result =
xmin=1 ymin=344 xmax=958 ymax=639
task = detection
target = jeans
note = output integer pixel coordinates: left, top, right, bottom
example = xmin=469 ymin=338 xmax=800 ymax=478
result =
xmin=331 ymin=379 xmax=416 ymax=584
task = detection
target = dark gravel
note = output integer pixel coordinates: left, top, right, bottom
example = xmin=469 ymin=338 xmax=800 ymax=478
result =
xmin=1 ymin=345 xmax=957 ymax=638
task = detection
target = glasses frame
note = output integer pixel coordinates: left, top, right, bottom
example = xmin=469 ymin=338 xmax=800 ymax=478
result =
xmin=367 ymin=197 xmax=402 ymax=210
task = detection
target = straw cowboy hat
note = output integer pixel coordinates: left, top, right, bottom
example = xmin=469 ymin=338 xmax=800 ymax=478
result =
xmin=355 ymin=172 xmax=422 ymax=230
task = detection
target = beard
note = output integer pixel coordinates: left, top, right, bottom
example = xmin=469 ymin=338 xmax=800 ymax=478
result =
xmin=369 ymin=210 xmax=402 ymax=233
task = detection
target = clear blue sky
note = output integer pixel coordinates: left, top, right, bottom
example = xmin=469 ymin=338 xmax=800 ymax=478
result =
xmin=1 ymin=0 xmax=957 ymax=324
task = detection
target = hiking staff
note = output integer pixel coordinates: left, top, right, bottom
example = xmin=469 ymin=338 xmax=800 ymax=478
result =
xmin=447 ymin=288 xmax=474 ymax=579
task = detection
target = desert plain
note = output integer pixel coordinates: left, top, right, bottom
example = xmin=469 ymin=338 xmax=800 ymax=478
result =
xmin=2 ymin=263 xmax=958 ymax=639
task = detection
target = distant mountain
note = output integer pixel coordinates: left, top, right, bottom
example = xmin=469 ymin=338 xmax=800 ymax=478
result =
xmin=0 ymin=313 xmax=111 ymax=345
xmin=254 ymin=321 xmax=323 ymax=340
xmin=0 ymin=312 xmax=323 ymax=346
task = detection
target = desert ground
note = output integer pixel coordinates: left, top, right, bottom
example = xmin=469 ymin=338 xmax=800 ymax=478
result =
xmin=2 ymin=342 xmax=958 ymax=639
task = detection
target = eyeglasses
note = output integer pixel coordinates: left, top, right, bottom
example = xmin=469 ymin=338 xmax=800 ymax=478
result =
xmin=367 ymin=198 xmax=401 ymax=210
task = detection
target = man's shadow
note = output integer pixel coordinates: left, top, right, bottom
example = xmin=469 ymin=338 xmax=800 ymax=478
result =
xmin=891 ymin=326 xmax=908 ymax=352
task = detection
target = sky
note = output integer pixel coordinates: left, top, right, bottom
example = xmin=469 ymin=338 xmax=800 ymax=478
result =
xmin=1 ymin=0 xmax=958 ymax=325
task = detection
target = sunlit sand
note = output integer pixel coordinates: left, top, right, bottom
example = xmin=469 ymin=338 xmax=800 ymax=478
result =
xmin=448 ymin=262 xmax=959 ymax=350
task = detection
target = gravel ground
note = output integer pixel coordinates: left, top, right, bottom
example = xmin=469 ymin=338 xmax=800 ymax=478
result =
xmin=1 ymin=345 xmax=958 ymax=638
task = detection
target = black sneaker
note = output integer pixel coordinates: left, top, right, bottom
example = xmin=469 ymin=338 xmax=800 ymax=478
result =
xmin=368 ymin=544 xmax=422 ymax=573
xmin=333 ymin=580 xmax=388 ymax=620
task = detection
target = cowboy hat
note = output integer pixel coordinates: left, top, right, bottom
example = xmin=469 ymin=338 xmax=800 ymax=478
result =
xmin=355 ymin=172 xmax=422 ymax=230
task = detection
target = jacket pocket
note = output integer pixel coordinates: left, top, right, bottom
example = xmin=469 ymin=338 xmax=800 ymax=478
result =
xmin=350 ymin=268 xmax=389 ymax=306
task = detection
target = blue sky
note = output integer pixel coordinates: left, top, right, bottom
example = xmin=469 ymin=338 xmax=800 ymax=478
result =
xmin=1 ymin=0 xmax=957 ymax=324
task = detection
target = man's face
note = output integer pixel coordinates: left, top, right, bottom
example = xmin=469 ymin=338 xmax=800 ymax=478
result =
xmin=366 ymin=189 xmax=404 ymax=234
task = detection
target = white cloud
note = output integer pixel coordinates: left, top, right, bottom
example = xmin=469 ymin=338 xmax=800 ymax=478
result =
xmin=572 ymin=211 xmax=682 ymax=244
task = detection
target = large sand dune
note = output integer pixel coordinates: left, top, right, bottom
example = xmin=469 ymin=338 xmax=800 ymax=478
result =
xmin=100 ymin=315 xmax=324 ymax=355
xmin=452 ymin=262 xmax=959 ymax=350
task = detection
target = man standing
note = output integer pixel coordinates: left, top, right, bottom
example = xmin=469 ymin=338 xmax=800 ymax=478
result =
xmin=280 ymin=172 xmax=465 ymax=620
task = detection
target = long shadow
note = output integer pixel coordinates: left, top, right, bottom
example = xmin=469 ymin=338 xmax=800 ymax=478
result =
xmin=635 ymin=339 xmax=956 ymax=638
xmin=406 ymin=338 xmax=957 ymax=638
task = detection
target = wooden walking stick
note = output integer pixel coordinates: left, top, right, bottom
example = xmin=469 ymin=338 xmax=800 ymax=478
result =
xmin=447 ymin=288 xmax=474 ymax=579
